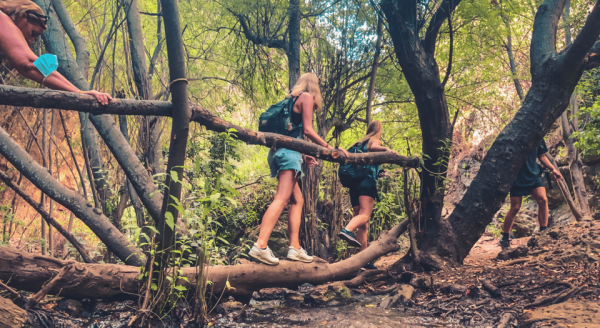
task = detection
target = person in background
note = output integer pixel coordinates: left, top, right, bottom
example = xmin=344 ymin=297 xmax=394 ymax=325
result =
xmin=338 ymin=120 xmax=398 ymax=270
xmin=0 ymin=0 xmax=111 ymax=104
xmin=500 ymin=140 xmax=563 ymax=248
xmin=249 ymin=72 xmax=349 ymax=266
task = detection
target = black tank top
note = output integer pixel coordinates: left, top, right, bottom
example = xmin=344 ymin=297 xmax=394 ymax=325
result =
xmin=292 ymin=110 xmax=302 ymax=126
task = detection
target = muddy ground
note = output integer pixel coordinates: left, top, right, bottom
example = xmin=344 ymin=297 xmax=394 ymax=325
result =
xmin=10 ymin=217 xmax=600 ymax=328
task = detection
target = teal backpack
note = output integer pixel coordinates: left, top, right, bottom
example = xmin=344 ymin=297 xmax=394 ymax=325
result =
xmin=338 ymin=139 xmax=379 ymax=188
xmin=258 ymin=93 xmax=303 ymax=138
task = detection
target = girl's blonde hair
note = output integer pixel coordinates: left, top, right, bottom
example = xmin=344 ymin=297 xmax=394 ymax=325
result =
xmin=0 ymin=0 xmax=47 ymax=29
xmin=356 ymin=120 xmax=383 ymax=148
xmin=288 ymin=72 xmax=323 ymax=111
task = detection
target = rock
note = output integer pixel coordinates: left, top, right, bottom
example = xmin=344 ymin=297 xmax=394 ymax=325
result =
xmin=439 ymin=283 xmax=467 ymax=294
xmin=92 ymin=300 xmax=135 ymax=314
xmin=523 ymin=300 xmax=600 ymax=326
xmin=512 ymin=213 xmax=537 ymax=237
xmin=397 ymin=284 xmax=415 ymax=301
xmin=308 ymin=282 xmax=353 ymax=305
xmin=216 ymin=300 xmax=244 ymax=315
xmin=298 ymin=283 xmax=315 ymax=294
xmin=549 ymin=203 xmax=577 ymax=226
xmin=544 ymin=178 xmax=564 ymax=210
xmin=409 ymin=275 xmax=432 ymax=290
xmin=256 ymin=287 xmax=287 ymax=300
xmin=250 ymin=299 xmax=283 ymax=314
xmin=56 ymin=299 xmax=84 ymax=318
xmin=379 ymin=284 xmax=414 ymax=309
xmin=497 ymin=246 xmax=529 ymax=261
xmin=284 ymin=291 xmax=305 ymax=307
xmin=527 ymin=236 xmax=538 ymax=247
xmin=593 ymin=212 xmax=600 ymax=221
xmin=582 ymin=154 xmax=600 ymax=165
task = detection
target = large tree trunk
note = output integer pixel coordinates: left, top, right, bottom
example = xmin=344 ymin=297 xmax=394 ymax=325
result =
xmin=381 ymin=0 xmax=455 ymax=268
xmin=157 ymin=0 xmax=191 ymax=254
xmin=0 ymin=221 xmax=408 ymax=299
xmin=415 ymin=0 xmax=600 ymax=268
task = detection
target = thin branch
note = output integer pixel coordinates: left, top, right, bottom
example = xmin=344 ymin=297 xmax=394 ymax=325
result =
xmin=0 ymin=170 xmax=95 ymax=263
xmin=440 ymin=6 xmax=453 ymax=88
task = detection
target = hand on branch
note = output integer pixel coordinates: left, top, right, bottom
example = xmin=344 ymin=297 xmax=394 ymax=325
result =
xmin=551 ymin=169 xmax=563 ymax=181
xmin=337 ymin=147 xmax=350 ymax=157
xmin=385 ymin=147 xmax=400 ymax=156
xmin=304 ymin=155 xmax=318 ymax=167
xmin=82 ymin=90 xmax=112 ymax=105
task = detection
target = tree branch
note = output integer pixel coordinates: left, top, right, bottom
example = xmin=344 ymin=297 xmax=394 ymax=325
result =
xmin=51 ymin=0 xmax=90 ymax=77
xmin=424 ymin=0 xmax=462 ymax=54
xmin=530 ymin=0 xmax=568 ymax=74
xmin=0 ymin=127 xmax=142 ymax=266
xmin=230 ymin=11 xmax=287 ymax=50
xmin=0 ymin=170 xmax=95 ymax=263
xmin=0 ymin=85 xmax=420 ymax=167
xmin=563 ymin=1 xmax=600 ymax=72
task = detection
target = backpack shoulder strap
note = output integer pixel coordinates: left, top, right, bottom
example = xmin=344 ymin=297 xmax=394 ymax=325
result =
xmin=362 ymin=138 xmax=370 ymax=153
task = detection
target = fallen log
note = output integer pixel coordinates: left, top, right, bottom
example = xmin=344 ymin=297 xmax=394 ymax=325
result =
xmin=0 ymin=221 xmax=409 ymax=299
xmin=0 ymin=296 xmax=27 ymax=328
xmin=24 ymin=264 xmax=76 ymax=310
xmin=0 ymin=85 xmax=419 ymax=167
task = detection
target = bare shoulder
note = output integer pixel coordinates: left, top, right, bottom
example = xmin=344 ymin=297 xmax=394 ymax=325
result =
xmin=367 ymin=138 xmax=382 ymax=151
xmin=297 ymin=92 xmax=313 ymax=101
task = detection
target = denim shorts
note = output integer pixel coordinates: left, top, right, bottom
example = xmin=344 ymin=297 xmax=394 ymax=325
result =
xmin=267 ymin=148 xmax=303 ymax=178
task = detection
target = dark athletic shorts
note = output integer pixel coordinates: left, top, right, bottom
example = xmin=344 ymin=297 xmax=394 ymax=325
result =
xmin=509 ymin=177 xmax=545 ymax=197
xmin=349 ymin=177 xmax=378 ymax=207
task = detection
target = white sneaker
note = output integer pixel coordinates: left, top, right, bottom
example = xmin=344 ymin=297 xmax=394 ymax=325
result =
xmin=249 ymin=243 xmax=279 ymax=266
xmin=287 ymin=246 xmax=313 ymax=263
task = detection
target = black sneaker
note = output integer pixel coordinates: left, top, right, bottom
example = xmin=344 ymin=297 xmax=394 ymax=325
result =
xmin=499 ymin=239 xmax=510 ymax=249
xmin=338 ymin=228 xmax=361 ymax=247
xmin=361 ymin=262 xmax=377 ymax=271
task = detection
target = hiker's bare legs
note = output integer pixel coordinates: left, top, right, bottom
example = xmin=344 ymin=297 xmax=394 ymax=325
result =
xmin=531 ymin=187 xmax=549 ymax=227
xmin=503 ymin=196 xmax=523 ymax=234
xmin=256 ymin=170 xmax=298 ymax=249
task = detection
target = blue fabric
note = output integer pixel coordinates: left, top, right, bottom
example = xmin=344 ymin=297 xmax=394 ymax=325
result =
xmin=268 ymin=148 xmax=303 ymax=178
xmin=510 ymin=140 xmax=548 ymax=197
xmin=512 ymin=140 xmax=548 ymax=188
xmin=33 ymin=54 xmax=58 ymax=77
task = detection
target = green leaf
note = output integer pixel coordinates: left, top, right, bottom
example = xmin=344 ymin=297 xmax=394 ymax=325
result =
xmin=171 ymin=170 xmax=180 ymax=183
xmin=209 ymin=193 xmax=221 ymax=203
xmin=165 ymin=212 xmax=175 ymax=231
xmin=174 ymin=285 xmax=187 ymax=292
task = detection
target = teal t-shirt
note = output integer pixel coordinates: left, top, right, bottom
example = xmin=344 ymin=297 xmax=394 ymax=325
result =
xmin=513 ymin=140 xmax=548 ymax=188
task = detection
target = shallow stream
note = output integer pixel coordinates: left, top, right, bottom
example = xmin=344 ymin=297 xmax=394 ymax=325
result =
xmin=211 ymin=301 xmax=459 ymax=327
